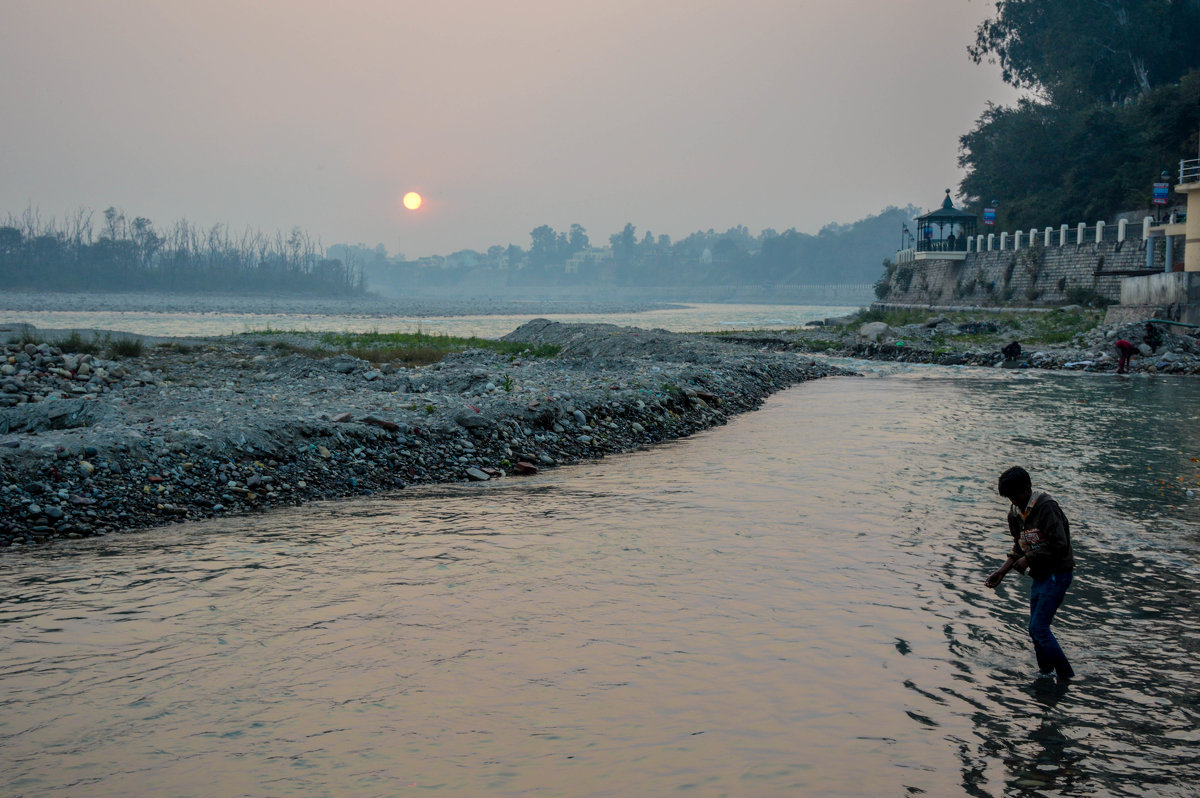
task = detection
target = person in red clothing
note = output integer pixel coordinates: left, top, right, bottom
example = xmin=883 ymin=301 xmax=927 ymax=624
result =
xmin=1114 ymin=339 xmax=1137 ymax=373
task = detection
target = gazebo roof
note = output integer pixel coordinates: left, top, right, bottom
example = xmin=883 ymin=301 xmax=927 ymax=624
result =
xmin=916 ymin=190 xmax=976 ymax=222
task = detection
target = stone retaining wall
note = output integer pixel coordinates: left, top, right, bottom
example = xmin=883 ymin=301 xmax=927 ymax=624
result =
xmin=882 ymin=239 xmax=1164 ymax=307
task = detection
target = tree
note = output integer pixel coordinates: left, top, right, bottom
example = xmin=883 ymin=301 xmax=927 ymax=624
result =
xmin=102 ymin=206 xmax=127 ymax=240
xmin=130 ymin=216 xmax=161 ymax=268
xmin=961 ymin=1 xmax=1200 ymax=228
xmin=528 ymin=224 xmax=559 ymax=269
xmin=505 ymin=243 xmax=525 ymax=269
xmin=568 ymin=223 xmax=589 ymax=253
xmin=970 ymin=0 xmax=1200 ymax=104
xmin=959 ymin=70 xmax=1200 ymax=228
xmin=0 ymin=226 xmax=21 ymax=260
xmin=609 ymin=223 xmax=637 ymax=262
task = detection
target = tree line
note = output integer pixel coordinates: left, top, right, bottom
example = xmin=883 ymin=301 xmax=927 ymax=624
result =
xmin=0 ymin=207 xmax=364 ymax=295
xmin=959 ymin=0 xmax=1200 ymax=229
xmin=363 ymin=206 xmax=914 ymax=292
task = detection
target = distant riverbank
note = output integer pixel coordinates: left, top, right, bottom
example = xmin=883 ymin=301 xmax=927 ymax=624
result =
xmin=0 ymin=290 xmax=682 ymax=318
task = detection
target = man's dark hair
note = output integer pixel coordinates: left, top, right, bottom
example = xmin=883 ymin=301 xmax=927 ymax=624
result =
xmin=998 ymin=466 xmax=1031 ymax=499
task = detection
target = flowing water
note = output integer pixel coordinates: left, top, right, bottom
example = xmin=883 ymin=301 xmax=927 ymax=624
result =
xmin=0 ymin=302 xmax=856 ymax=339
xmin=3 ymin=364 xmax=1200 ymax=797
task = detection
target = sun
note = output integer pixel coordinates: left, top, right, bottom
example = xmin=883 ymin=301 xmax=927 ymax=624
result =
xmin=402 ymin=191 xmax=423 ymax=211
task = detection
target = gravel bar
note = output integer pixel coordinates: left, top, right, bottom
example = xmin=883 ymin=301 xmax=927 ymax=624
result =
xmin=1 ymin=319 xmax=844 ymax=548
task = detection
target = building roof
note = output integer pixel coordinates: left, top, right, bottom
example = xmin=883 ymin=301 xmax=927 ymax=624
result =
xmin=916 ymin=190 xmax=977 ymax=222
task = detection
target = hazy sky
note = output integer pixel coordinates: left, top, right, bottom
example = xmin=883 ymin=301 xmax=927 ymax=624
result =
xmin=1 ymin=0 xmax=1019 ymax=257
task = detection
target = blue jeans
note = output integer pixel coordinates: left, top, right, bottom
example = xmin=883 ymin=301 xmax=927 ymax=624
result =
xmin=1029 ymin=571 xmax=1074 ymax=678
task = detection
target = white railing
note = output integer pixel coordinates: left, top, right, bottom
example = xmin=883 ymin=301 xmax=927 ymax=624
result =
xmin=899 ymin=214 xmax=1157 ymax=260
xmin=1181 ymin=158 xmax=1200 ymax=185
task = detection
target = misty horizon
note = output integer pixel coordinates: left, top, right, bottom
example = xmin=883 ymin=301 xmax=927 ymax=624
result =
xmin=1 ymin=1 xmax=1018 ymax=260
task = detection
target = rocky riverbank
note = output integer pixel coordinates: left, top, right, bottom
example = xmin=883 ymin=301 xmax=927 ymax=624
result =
xmin=0 ymin=320 xmax=844 ymax=548
xmin=749 ymin=309 xmax=1200 ymax=375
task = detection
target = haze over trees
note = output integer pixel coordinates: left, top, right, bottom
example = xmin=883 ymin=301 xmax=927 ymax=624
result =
xmin=959 ymin=0 xmax=1200 ymax=229
xmin=0 ymin=207 xmax=364 ymax=295
xmin=360 ymin=207 xmax=917 ymax=296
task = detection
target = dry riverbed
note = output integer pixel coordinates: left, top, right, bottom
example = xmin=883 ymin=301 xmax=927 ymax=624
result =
xmin=1 ymin=319 xmax=843 ymax=548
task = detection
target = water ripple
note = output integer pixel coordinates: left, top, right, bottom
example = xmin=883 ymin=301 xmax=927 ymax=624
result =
xmin=3 ymin=367 xmax=1199 ymax=795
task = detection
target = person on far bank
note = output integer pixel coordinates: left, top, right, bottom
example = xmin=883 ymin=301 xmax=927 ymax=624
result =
xmin=985 ymin=466 xmax=1076 ymax=682
xmin=1144 ymin=322 xmax=1164 ymax=352
xmin=1114 ymin=338 xmax=1137 ymax=374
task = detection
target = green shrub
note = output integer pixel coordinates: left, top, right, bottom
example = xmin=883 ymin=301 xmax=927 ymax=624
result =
xmin=1064 ymin=286 xmax=1115 ymax=308
xmin=108 ymin=337 xmax=145 ymax=358
xmin=53 ymin=330 xmax=102 ymax=354
xmin=874 ymin=258 xmax=897 ymax=299
xmin=317 ymin=330 xmax=559 ymax=367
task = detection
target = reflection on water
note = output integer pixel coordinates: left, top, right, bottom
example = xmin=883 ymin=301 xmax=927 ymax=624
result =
xmin=0 ymin=302 xmax=856 ymax=339
xmin=3 ymin=366 xmax=1200 ymax=796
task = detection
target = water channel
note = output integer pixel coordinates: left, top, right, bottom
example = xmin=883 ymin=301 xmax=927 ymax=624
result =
xmin=3 ymin=363 xmax=1200 ymax=796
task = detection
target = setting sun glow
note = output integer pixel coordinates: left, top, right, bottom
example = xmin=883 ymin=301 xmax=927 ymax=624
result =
xmin=402 ymin=191 xmax=423 ymax=211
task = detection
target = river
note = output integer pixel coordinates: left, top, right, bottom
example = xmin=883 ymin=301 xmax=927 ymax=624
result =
xmin=3 ymin=363 xmax=1200 ymax=796
xmin=0 ymin=302 xmax=857 ymax=340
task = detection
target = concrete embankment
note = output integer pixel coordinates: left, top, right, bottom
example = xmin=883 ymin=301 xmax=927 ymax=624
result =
xmin=1 ymin=319 xmax=844 ymax=548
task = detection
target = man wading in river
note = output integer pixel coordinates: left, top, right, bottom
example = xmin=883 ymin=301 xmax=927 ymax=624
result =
xmin=985 ymin=466 xmax=1076 ymax=683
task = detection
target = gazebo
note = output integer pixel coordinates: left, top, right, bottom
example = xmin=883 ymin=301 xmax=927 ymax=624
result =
xmin=915 ymin=190 xmax=977 ymax=257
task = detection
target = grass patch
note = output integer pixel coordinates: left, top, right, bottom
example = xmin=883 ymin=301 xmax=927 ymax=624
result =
xmin=52 ymin=330 xmax=103 ymax=354
xmin=318 ymin=330 xmax=560 ymax=364
xmin=243 ymin=329 xmax=560 ymax=367
xmin=852 ymin=308 xmax=942 ymax=327
xmin=795 ymin=338 xmax=841 ymax=352
xmin=240 ymin=325 xmax=296 ymax=337
xmin=108 ymin=337 xmax=145 ymax=358
xmin=6 ymin=324 xmax=40 ymax=347
xmin=45 ymin=330 xmax=146 ymax=358
xmin=1026 ymin=309 xmax=1102 ymax=344
xmin=344 ymin=345 xmax=447 ymax=366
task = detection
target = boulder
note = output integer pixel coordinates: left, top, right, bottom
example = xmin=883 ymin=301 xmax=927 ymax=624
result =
xmin=363 ymin=415 xmax=400 ymax=432
xmin=328 ymin=356 xmax=364 ymax=374
xmin=455 ymin=411 xmax=493 ymax=431
xmin=858 ymin=322 xmax=892 ymax=343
